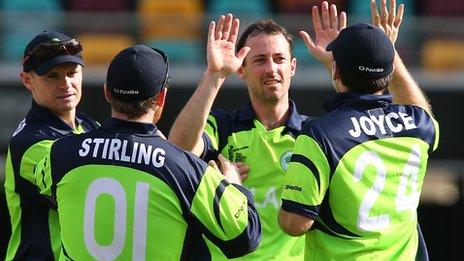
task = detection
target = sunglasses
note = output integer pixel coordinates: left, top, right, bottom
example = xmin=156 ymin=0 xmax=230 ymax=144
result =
xmin=22 ymin=38 xmax=83 ymax=66
xmin=152 ymin=47 xmax=170 ymax=88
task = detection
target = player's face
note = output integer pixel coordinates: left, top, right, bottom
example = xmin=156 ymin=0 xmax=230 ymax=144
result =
xmin=23 ymin=63 xmax=83 ymax=117
xmin=238 ymin=33 xmax=296 ymax=104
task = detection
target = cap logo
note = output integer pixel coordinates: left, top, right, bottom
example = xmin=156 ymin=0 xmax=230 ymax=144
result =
xmin=358 ymin=66 xmax=384 ymax=73
xmin=113 ymin=88 xmax=139 ymax=95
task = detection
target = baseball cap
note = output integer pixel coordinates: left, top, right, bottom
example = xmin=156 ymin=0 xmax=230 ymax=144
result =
xmin=23 ymin=31 xmax=84 ymax=76
xmin=106 ymin=45 xmax=169 ymax=103
xmin=326 ymin=23 xmax=394 ymax=79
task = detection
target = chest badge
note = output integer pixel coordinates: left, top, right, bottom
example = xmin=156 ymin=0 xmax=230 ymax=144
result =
xmin=280 ymin=150 xmax=293 ymax=171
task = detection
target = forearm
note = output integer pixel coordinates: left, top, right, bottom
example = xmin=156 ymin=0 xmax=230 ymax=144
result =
xmin=390 ymin=51 xmax=432 ymax=115
xmin=168 ymin=71 xmax=225 ymax=156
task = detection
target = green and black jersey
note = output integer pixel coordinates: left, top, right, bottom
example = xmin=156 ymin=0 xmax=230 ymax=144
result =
xmin=34 ymin=118 xmax=261 ymax=260
xmin=4 ymin=101 xmax=99 ymax=260
xmin=282 ymin=93 xmax=440 ymax=260
xmin=202 ymin=101 xmax=309 ymax=260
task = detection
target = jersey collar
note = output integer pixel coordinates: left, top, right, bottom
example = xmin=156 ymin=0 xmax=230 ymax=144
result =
xmin=101 ymin=118 xmax=158 ymax=135
xmin=28 ymin=100 xmax=84 ymax=133
xmin=323 ymin=92 xmax=393 ymax=112
xmin=238 ymin=100 xmax=307 ymax=134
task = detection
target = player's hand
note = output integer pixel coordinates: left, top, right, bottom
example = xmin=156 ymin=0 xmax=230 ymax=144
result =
xmin=370 ymin=0 xmax=404 ymax=44
xmin=209 ymin=154 xmax=242 ymax=185
xmin=300 ymin=1 xmax=347 ymax=69
xmin=206 ymin=14 xmax=250 ymax=78
xmin=234 ymin=162 xmax=250 ymax=182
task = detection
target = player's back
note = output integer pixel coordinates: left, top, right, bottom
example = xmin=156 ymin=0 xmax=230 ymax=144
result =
xmin=300 ymin=94 xmax=439 ymax=260
xmin=43 ymin=119 xmax=244 ymax=260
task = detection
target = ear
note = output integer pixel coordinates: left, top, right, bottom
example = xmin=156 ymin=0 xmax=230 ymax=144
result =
xmin=290 ymin=57 xmax=297 ymax=77
xmin=20 ymin=72 xmax=34 ymax=91
xmin=155 ymin=87 xmax=167 ymax=107
xmin=237 ymin=65 xmax=246 ymax=80
xmin=103 ymin=83 xmax=112 ymax=103
xmin=332 ymin=61 xmax=341 ymax=81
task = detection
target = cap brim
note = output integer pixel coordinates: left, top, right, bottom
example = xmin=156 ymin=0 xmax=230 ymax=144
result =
xmin=34 ymin=55 xmax=84 ymax=76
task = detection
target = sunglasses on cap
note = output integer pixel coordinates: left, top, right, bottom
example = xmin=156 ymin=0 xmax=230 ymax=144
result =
xmin=22 ymin=38 xmax=83 ymax=66
xmin=152 ymin=47 xmax=170 ymax=89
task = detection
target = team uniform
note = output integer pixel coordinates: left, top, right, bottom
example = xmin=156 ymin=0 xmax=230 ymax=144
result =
xmin=282 ymin=93 xmax=439 ymax=260
xmin=33 ymin=118 xmax=261 ymax=260
xmin=4 ymin=101 xmax=99 ymax=260
xmin=202 ymin=100 xmax=309 ymax=260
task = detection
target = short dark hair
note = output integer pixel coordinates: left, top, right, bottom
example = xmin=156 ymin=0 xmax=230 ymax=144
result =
xmin=339 ymin=69 xmax=392 ymax=94
xmin=237 ymin=19 xmax=294 ymax=58
xmin=108 ymin=92 xmax=159 ymax=119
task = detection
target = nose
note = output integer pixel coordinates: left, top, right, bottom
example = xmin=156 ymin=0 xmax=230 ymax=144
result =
xmin=58 ymin=75 xmax=72 ymax=89
xmin=264 ymin=59 xmax=278 ymax=75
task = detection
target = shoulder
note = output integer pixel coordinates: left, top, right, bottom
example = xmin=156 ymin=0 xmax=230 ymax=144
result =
xmin=76 ymin=113 xmax=100 ymax=130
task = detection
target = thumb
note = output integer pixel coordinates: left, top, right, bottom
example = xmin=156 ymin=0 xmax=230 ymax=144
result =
xmin=208 ymin=160 xmax=219 ymax=172
xmin=236 ymin=46 xmax=251 ymax=61
xmin=299 ymin=31 xmax=317 ymax=53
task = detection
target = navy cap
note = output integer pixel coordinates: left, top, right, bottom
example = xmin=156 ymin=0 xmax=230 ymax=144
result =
xmin=327 ymin=23 xmax=394 ymax=79
xmin=106 ymin=45 xmax=169 ymax=103
xmin=23 ymin=31 xmax=84 ymax=76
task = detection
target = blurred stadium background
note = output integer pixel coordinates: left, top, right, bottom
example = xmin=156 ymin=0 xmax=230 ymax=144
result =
xmin=0 ymin=0 xmax=463 ymax=259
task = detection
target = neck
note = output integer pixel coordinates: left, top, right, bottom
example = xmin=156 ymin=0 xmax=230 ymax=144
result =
xmin=56 ymin=110 xmax=77 ymax=129
xmin=111 ymin=110 xmax=156 ymax=124
xmin=251 ymin=98 xmax=290 ymax=130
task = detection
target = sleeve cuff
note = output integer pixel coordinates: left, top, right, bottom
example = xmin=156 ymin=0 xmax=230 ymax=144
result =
xmin=281 ymin=199 xmax=319 ymax=220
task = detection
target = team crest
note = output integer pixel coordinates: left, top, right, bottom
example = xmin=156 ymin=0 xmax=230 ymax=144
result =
xmin=280 ymin=150 xmax=293 ymax=171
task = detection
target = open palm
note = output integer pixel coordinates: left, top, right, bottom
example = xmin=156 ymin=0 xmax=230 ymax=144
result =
xmin=300 ymin=1 xmax=346 ymax=69
xmin=207 ymin=14 xmax=250 ymax=78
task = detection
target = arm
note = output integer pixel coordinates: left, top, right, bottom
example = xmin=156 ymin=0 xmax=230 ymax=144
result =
xmin=278 ymin=209 xmax=314 ymax=237
xmin=168 ymin=14 xmax=250 ymax=156
xmin=371 ymin=0 xmax=432 ymax=114
xmin=190 ymin=156 xmax=261 ymax=258
xmin=300 ymin=1 xmax=347 ymax=73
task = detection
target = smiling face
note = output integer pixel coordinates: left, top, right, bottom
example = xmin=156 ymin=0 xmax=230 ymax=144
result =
xmin=21 ymin=63 xmax=83 ymax=118
xmin=238 ymin=33 xmax=296 ymax=105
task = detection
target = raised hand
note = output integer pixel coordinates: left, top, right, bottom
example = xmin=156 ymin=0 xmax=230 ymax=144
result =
xmin=207 ymin=14 xmax=250 ymax=78
xmin=371 ymin=0 xmax=404 ymax=44
xmin=300 ymin=1 xmax=347 ymax=69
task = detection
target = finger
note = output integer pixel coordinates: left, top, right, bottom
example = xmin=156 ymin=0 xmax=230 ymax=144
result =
xmin=240 ymin=173 xmax=248 ymax=182
xmin=321 ymin=1 xmax=330 ymax=29
xmin=339 ymin=11 xmax=347 ymax=30
xmin=380 ymin=0 xmax=388 ymax=25
xmin=222 ymin=13 xmax=233 ymax=40
xmin=329 ymin=4 xmax=338 ymax=30
xmin=236 ymin=46 xmax=251 ymax=61
xmin=228 ymin=18 xmax=240 ymax=43
xmin=394 ymin=4 xmax=404 ymax=28
xmin=371 ymin=0 xmax=380 ymax=26
xmin=208 ymin=21 xmax=216 ymax=43
xmin=388 ymin=0 xmax=396 ymax=25
xmin=215 ymin=15 xmax=225 ymax=40
xmin=312 ymin=6 xmax=322 ymax=32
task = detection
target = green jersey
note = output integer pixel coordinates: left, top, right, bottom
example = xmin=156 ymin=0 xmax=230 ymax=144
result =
xmin=34 ymin=118 xmax=261 ymax=260
xmin=202 ymin=101 xmax=309 ymax=260
xmin=282 ymin=93 xmax=439 ymax=260
xmin=4 ymin=101 xmax=98 ymax=260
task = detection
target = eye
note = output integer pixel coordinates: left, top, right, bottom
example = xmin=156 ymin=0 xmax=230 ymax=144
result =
xmin=253 ymin=58 xmax=264 ymax=64
xmin=67 ymin=70 xmax=78 ymax=77
xmin=46 ymin=72 xmax=59 ymax=79
xmin=274 ymin=56 xmax=286 ymax=63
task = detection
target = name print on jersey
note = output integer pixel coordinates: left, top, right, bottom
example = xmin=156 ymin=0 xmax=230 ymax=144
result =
xmin=348 ymin=112 xmax=417 ymax=138
xmin=79 ymin=138 xmax=166 ymax=167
